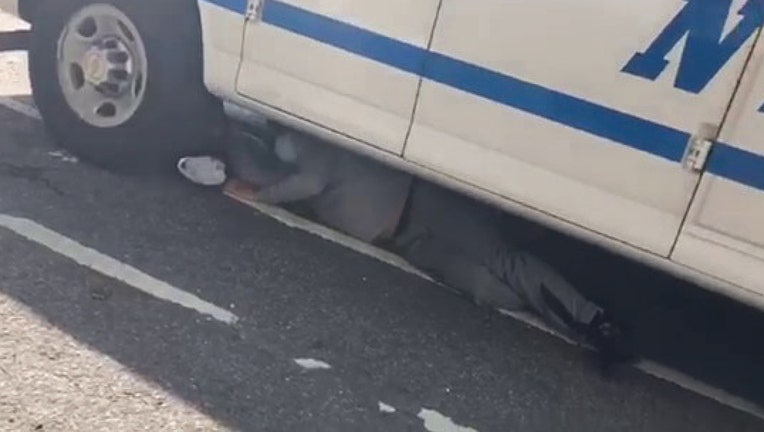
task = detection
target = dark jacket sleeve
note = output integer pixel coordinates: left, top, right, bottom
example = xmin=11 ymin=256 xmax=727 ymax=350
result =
xmin=226 ymin=135 xmax=295 ymax=187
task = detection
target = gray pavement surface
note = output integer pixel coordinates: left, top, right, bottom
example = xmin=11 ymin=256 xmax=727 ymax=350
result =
xmin=2 ymin=16 xmax=764 ymax=432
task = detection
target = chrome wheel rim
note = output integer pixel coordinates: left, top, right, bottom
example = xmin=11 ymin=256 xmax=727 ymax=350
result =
xmin=56 ymin=4 xmax=148 ymax=128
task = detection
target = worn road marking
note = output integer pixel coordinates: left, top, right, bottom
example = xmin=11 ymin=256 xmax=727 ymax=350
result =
xmin=0 ymin=214 xmax=240 ymax=325
xmin=2 ymin=89 xmax=763 ymax=421
xmin=378 ymin=402 xmax=397 ymax=414
xmin=418 ymin=409 xmax=479 ymax=432
xmin=47 ymin=150 xmax=78 ymax=163
xmin=293 ymin=358 xmax=332 ymax=370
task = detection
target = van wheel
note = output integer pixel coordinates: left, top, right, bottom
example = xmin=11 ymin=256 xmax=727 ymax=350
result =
xmin=29 ymin=0 xmax=225 ymax=174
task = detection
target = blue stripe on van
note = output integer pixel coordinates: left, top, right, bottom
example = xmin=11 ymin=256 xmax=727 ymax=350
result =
xmin=262 ymin=1 xmax=428 ymax=75
xmin=208 ymin=0 xmax=247 ymax=14
xmin=261 ymin=0 xmax=689 ymax=162
xmin=708 ymin=143 xmax=764 ymax=191
xmin=423 ymin=53 xmax=689 ymax=162
xmin=206 ymin=0 xmax=764 ymax=190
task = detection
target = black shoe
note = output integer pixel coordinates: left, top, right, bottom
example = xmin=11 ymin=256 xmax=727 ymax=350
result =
xmin=586 ymin=312 xmax=637 ymax=375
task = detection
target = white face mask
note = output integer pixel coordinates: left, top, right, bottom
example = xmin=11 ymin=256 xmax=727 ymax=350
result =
xmin=177 ymin=156 xmax=227 ymax=186
xmin=274 ymin=135 xmax=299 ymax=163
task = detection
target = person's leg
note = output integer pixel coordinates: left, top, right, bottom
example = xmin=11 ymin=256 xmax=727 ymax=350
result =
xmin=485 ymin=246 xmax=636 ymax=369
xmin=394 ymin=181 xmax=535 ymax=312
xmin=398 ymin=235 xmax=526 ymax=311
xmin=404 ymin=181 xmax=601 ymax=330
xmin=396 ymin=181 xmax=500 ymax=256
xmin=488 ymin=249 xmax=602 ymax=332
xmin=395 ymin=180 xmax=635 ymax=369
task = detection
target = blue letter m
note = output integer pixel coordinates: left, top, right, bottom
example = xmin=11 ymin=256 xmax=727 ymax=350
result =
xmin=622 ymin=0 xmax=764 ymax=94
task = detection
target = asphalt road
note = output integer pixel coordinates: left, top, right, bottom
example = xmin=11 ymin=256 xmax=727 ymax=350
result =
xmin=2 ymin=13 xmax=764 ymax=432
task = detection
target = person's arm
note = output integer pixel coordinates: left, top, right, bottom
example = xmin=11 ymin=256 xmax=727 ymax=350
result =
xmin=226 ymin=132 xmax=295 ymax=187
xmin=255 ymin=172 xmax=326 ymax=204
xmin=232 ymin=155 xmax=294 ymax=187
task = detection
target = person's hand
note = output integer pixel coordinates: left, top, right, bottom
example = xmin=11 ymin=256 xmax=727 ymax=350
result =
xmin=223 ymin=179 xmax=260 ymax=204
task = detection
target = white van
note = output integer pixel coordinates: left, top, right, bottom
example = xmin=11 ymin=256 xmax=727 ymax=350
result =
xmin=4 ymin=0 xmax=764 ymax=310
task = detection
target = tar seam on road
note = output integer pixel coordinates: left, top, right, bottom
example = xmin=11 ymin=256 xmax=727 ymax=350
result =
xmin=0 ymin=214 xmax=240 ymax=325
xmin=1 ymin=92 xmax=763 ymax=422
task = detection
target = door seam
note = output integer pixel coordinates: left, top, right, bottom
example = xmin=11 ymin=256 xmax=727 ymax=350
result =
xmin=667 ymin=25 xmax=764 ymax=257
xmin=400 ymin=0 xmax=444 ymax=156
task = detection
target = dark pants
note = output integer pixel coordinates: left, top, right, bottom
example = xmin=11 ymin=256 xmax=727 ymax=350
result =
xmin=393 ymin=181 xmax=601 ymax=336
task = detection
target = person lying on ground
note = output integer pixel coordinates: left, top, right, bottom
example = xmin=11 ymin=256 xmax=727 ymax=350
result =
xmin=390 ymin=179 xmax=635 ymax=373
xmin=178 ymin=125 xmax=637 ymax=372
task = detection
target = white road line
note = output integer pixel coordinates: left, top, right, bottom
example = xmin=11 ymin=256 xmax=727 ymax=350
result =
xmin=0 ymin=96 xmax=40 ymax=119
xmin=0 ymin=214 xmax=240 ymax=325
xmin=3 ymin=93 xmax=764 ymax=421
xmin=378 ymin=402 xmax=397 ymax=414
xmin=293 ymin=358 xmax=332 ymax=370
xmin=47 ymin=150 xmax=78 ymax=163
xmin=0 ymin=9 xmax=29 ymax=28
xmin=418 ymin=409 xmax=479 ymax=432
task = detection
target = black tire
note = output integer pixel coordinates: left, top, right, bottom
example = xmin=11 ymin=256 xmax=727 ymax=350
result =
xmin=28 ymin=0 xmax=226 ymax=174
